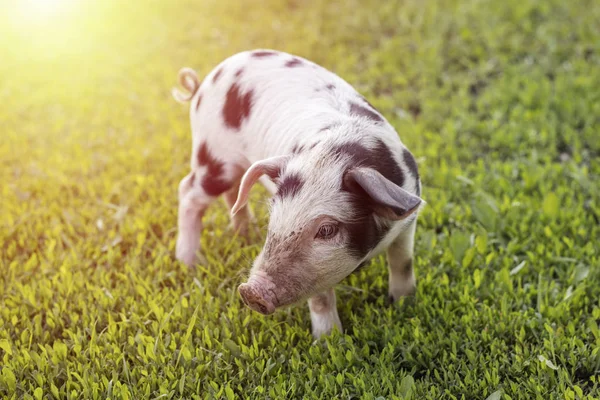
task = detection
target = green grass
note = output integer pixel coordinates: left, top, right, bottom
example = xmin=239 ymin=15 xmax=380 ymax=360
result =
xmin=1 ymin=0 xmax=599 ymax=398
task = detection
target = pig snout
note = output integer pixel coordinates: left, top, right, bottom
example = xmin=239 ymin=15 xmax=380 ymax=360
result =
xmin=238 ymin=274 xmax=278 ymax=315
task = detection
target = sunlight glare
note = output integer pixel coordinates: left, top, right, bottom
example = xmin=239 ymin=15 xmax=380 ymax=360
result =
xmin=2 ymin=0 xmax=95 ymax=65
xmin=15 ymin=0 xmax=77 ymax=25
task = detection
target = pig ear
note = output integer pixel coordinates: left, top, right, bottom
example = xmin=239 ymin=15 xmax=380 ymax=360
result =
xmin=231 ymin=155 xmax=290 ymax=215
xmin=345 ymin=167 xmax=422 ymax=220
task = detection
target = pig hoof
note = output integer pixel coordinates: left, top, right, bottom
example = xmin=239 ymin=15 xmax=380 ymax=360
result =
xmin=312 ymin=323 xmax=342 ymax=339
xmin=387 ymin=294 xmax=395 ymax=305
xmin=388 ymin=290 xmax=416 ymax=306
xmin=312 ymin=327 xmax=334 ymax=339
xmin=310 ymin=314 xmax=343 ymax=339
xmin=175 ymin=248 xmax=206 ymax=269
xmin=388 ymin=282 xmax=416 ymax=303
xmin=176 ymin=251 xmax=196 ymax=268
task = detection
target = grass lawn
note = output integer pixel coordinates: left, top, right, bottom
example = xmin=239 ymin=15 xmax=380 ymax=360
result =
xmin=1 ymin=0 xmax=599 ymax=398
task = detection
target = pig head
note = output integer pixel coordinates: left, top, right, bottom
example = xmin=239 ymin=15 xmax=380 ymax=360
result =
xmin=232 ymin=136 xmax=422 ymax=315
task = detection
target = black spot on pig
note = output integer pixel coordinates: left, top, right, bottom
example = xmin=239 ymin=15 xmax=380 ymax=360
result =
xmin=212 ymin=67 xmax=224 ymax=83
xmin=402 ymin=148 xmax=420 ymax=195
xmin=202 ymin=175 xmax=231 ymax=197
xmin=196 ymin=142 xmax=231 ymax=196
xmin=349 ymin=101 xmax=384 ymax=124
xmin=370 ymin=140 xmax=405 ymax=187
xmin=344 ymin=200 xmax=384 ymax=259
xmin=332 ymin=139 xmax=407 ymax=257
xmin=332 ymin=141 xmax=370 ymax=165
xmin=195 ymin=93 xmax=202 ymax=111
xmin=276 ymin=174 xmax=304 ymax=199
xmin=252 ymin=50 xmax=278 ymax=58
xmin=196 ymin=142 xmax=210 ymax=166
xmin=223 ymin=83 xmax=253 ymax=130
xmin=371 ymin=143 xmax=405 ymax=187
xmin=285 ymin=57 xmax=303 ymax=67
xmin=333 ymin=140 xmax=405 ymax=186
xmin=235 ymin=68 xmax=244 ymax=78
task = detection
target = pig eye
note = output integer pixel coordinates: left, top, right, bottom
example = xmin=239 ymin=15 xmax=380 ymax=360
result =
xmin=316 ymin=223 xmax=338 ymax=239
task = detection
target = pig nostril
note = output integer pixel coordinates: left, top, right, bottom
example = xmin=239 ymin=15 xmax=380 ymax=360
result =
xmin=256 ymin=302 xmax=267 ymax=314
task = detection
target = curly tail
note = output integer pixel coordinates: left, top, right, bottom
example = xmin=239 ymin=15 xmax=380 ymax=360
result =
xmin=172 ymin=67 xmax=200 ymax=103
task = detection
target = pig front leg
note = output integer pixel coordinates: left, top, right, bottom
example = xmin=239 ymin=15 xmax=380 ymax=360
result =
xmin=176 ymin=172 xmax=213 ymax=267
xmin=308 ymin=288 xmax=342 ymax=338
xmin=386 ymin=218 xmax=417 ymax=302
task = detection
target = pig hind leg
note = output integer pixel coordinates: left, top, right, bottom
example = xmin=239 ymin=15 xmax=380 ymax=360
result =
xmin=386 ymin=218 xmax=417 ymax=302
xmin=308 ymin=288 xmax=342 ymax=338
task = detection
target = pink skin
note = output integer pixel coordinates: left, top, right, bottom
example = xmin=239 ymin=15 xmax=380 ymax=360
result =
xmin=237 ymin=216 xmax=343 ymax=315
xmin=238 ymin=271 xmax=279 ymax=315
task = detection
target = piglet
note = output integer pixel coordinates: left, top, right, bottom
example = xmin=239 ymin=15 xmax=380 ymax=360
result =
xmin=172 ymin=50 xmax=423 ymax=338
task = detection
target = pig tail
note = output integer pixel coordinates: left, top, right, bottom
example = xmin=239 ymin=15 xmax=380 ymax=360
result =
xmin=172 ymin=67 xmax=200 ymax=103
